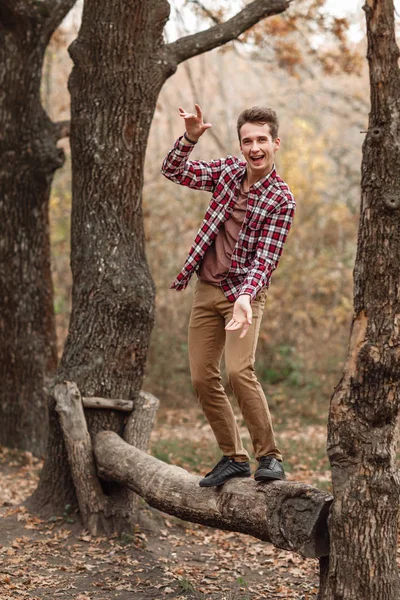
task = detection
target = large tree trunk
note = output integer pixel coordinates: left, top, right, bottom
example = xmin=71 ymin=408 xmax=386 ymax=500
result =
xmin=0 ymin=0 xmax=76 ymax=456
xmin=30 ymin=0 xmax=289 ymax=515
xmin=30 ymin=0 xmax=169 ymax=514
xmin=325 ymin=1 xmax=400 ymax=598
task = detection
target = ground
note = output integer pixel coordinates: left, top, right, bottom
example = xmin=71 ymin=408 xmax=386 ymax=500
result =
xmin=1 ymin=406 xmax=332 ymax=600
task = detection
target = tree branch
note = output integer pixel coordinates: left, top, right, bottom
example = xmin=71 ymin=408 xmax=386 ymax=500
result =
xmin=95 ymin=431 xmax=333 ymax=559
xmin=82 ymin=397 xmax=133 ymax=411
xmin=187 ymin=0 xmax=221 ymax=25
xmin=167 ymin=0 xmax=289 ymax=65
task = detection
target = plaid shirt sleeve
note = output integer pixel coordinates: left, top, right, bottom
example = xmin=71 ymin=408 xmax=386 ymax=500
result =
xmin=239 ymin=201 xmax=296 ymax=301
xmin=161 ymin=136 xmax=224 ymax=191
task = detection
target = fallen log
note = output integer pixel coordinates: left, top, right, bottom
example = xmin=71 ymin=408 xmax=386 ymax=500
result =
xmin=95 ymin=430 xmax=332 ymax=558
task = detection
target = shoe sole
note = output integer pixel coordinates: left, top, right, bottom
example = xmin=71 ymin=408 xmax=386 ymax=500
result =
xmin=254 ymin=472 xmax=286 ymax=482
xmin=199 ymin=472 xmax=251 ymax=488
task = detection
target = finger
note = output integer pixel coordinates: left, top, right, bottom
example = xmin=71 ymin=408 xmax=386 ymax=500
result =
xmin=195 ymin=103 xmax=202 ymax=120
xmin=225 ymin=321 xmax=242 ymax=331
xmin=226 ymin=318 xmax=242 ymax=328
xmin=240 ymin=323 xmax=250 ymax=338
xmin=179 ymin=107 xmax=194 ymax=120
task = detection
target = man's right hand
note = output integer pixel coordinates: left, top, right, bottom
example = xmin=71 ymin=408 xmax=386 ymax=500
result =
xmin=179 ymin=104 xmax=212 ymax=142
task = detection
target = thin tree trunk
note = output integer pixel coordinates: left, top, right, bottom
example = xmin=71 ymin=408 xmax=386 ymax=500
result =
xmin=326 ymin=1 xmax=400 ymax=598
xmin=0 ymin=1 xmax=76 ymax=456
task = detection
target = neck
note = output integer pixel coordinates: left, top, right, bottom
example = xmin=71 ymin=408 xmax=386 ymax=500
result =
xmin=246 ymin=163 xmax=274 ymax=188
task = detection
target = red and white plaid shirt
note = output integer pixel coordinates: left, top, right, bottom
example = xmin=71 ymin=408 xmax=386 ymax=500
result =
xmin=161 ymin=136 xmax=296 ymax=302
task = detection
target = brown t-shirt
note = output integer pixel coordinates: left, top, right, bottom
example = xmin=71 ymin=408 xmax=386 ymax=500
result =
xmin=199 ymin=186 xmax=248 ymax=284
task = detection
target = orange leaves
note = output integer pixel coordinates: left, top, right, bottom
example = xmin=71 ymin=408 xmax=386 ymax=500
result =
xmin=319 ymin=47 xmax=364 ymax=76
xmin=274 ymin=40 xmax=304 ymax=75
xmin=331 ymin=17 xmax=350 ymax=43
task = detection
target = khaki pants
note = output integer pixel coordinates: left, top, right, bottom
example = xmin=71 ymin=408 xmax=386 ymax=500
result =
xmin=188 ymin=279 xmax=282 ymax=462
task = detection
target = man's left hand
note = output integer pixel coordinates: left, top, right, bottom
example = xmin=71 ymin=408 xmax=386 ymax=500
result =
xmin=225 ymin=295 xmax=252 ymax=338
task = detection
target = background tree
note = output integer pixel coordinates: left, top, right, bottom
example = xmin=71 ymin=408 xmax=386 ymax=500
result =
xmin=325 ymin=0 xmax=400 ymax=598
xmin=0 ymin=0 xmax=76 ymax=456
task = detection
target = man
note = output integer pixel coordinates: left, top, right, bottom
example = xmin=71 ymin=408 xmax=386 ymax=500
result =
xmin=161 ymin=104 xmax=295 ymax=487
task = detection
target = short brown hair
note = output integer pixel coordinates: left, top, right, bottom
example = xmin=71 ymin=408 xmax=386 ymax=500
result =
xmin=237 ymin=107 xmax=279 ymax=141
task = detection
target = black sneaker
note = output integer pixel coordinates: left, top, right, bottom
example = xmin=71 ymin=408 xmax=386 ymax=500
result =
xmin=254 ymin=456 xmax=285 ymax=481
xmin=199 ymin=456 xmax=251 ymax=487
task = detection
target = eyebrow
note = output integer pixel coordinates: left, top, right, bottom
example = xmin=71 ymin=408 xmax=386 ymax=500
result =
xmin=241 ymin=135 xmax=268 ymax=142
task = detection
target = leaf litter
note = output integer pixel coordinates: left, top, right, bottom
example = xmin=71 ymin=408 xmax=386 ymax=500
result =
xmin=0 ymin=415 xmax=328 ymax=600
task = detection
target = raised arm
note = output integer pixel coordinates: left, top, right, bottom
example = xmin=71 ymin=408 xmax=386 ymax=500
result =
xmin=161 ymin=104 xmax=224 ymax=191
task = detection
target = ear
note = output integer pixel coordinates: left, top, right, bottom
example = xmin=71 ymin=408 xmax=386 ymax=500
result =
xmin=274 ymin=137 xmax=281 ymax=152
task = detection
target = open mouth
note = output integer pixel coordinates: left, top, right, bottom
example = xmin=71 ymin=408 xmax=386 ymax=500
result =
xmin=250 ymin=155 xmax=264 ymax=165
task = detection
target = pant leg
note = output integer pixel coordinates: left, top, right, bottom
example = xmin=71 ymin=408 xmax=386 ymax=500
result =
xmin=188 ymin=280 xmax=249 ymax=461
xmin=217 ymin=290 xmax=282 ymax=461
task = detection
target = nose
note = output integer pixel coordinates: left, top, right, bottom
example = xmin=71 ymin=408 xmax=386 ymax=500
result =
xmin=250 ymin=140 xmax=260 ymax=152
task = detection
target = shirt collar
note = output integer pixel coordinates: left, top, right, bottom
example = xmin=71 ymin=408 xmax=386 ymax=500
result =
xmin=251 ymin=164 xmax=276 ymax=192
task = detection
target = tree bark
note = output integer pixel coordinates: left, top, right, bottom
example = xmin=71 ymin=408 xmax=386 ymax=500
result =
xmin=95 ymin=430 xmax=332 ymax=559
xmin=52 ymin=381 xmax=159 ymax=534
xmin=167 ymin=0 xmax=289 ymax=64
xmin=325 ymin=1 xmax=400 ymax=598
xmin=54 ymin=381 xmax=110 ymax=536
xmin=0 ymin=0 xmax=76 ymax=456
xmin=82 ymin=397 xmax=134 ymax=411
xmin=31 ymin=0 xmax=289 ymax=515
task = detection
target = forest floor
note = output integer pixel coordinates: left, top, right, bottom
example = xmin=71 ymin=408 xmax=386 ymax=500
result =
xmin=1 ymin=406 xmax=334 ymax=600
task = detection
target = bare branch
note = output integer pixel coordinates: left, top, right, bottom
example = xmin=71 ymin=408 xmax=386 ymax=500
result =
xmin=82 ymin=397 xmax=134 ymax=412
xmin=167 ymin=0 xmax=289 ymax=65
xmin=187 ymin=0 xmax=221 ymax=25
xmin=95 ymin=430 xmax=332 ymax=559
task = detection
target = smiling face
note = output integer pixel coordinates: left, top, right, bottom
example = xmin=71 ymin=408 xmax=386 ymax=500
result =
xmin=239 ymin=122 xmax=280 ymax=184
